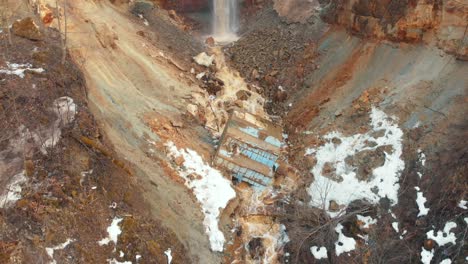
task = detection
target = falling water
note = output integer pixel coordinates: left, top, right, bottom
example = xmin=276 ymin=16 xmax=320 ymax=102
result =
xmin=212 ymin=0 xmax=239 ymax=42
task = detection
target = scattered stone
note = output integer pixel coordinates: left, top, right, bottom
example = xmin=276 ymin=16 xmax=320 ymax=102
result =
xmin=193 ymin=52 xmax=215 ymax=67
xmin=12 ymin=17 xmax=42 ymax=41
xmin=236 ymin=90 xmax=252 ymax=101
xmin=251 ymin=69 xmax=260 ymax=80
xmin=174 ymin=156 xmax=185 ymax=166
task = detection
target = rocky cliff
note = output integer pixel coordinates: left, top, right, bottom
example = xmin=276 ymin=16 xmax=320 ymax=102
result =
xmin=273 ymin=0 xmax=467 ymax=59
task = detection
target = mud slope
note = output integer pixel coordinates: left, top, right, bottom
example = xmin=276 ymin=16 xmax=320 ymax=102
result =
xmin=40 ymin=1 xmax=220 ymax=262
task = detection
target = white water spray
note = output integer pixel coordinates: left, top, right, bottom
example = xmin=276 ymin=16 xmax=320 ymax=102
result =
xmin=212 ymin=0 xmax=239 ymax=43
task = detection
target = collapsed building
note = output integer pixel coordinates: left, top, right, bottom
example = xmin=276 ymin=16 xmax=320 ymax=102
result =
xmin=213 ymin=109 xmax=283 ymax=188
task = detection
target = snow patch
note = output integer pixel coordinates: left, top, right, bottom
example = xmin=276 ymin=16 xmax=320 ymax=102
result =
xmin=165 ymin=142 xmax=236 ymax=252
xmin=307 ymin=107 xmax=404 ymax=216
xmin=107 ymin=259 xmax=132 ymax=264
xmin=418 ymin=149 xmax=426 ymax=166
xmin=356 ymin=215 xmax=377 ymax=229
xmin=415 ymin=186 xmax=429 ymax=217
xmin=426 ymin=221 xmax=457 ymax=246
xmin=0 ymin=62 xmax=44 ymax=78
xmin=98 ymin=217 xmax=123 ymax=246
xmin=164 ymin=248 xmax=172 ymax=264
xmin=420 ymin=248 xmax=434 ymax=264
xmin=0 ymin=171 xmax=27 ymax=208
xmin=310 ymin=246 xmax=328 ymax=259
xmin=46 ymin=239 xmax=74 ymax=264
xmin=335 ymin=224 xmax=356 ymax=256
xmin=440 ymin=259 xmax=452 ymax=264
xmin=458 ymin=200 xmax=467 ymax=209
xmin=392 ymin=222 xmax=399 ymax=233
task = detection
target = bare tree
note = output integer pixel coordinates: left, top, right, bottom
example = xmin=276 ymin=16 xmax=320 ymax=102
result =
xmin=0 ymin=0 xmax=13 ymax=46
xmin=55 ymin=0 xmax=67 ymax=64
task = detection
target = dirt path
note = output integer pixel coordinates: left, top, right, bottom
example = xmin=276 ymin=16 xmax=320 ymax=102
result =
xmin=41 ymin=1 xmax=222 ymax=262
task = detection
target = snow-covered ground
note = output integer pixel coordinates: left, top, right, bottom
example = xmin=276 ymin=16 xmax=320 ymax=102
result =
xmin=0 ymin=62 xmax=44 ymax=78
xmin=310 ymin=246 xmax=328 ymax=259
xmin=46 ymin=239 xmax=74 ymax=264
xmin=98 ymin=217 xmax=123 ymax=246
xmin=165 ymin=141 xmax=236 ymax=252
xmin=334 ymin=224 xmax=356 ymax=256
xmin=415 ymin=187 xmax=430 ymax=217
xmin=0 ymin=171 xmax=27 ymax=208
xmin=306 ymin=107 xmax=404 ymax=216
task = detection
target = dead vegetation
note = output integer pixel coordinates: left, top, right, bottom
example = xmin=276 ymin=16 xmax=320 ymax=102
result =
xmin=0 ymin=21 xmax=188 ymax=264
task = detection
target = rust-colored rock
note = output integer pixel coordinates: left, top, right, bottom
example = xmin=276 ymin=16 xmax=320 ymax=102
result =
xmin=12 ymin=17 xmax=42 ymax=41
xmin=205 ymin=36 xmax=215 ymax=46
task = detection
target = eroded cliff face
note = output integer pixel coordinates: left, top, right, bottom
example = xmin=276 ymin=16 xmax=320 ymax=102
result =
xmin=274 ymin=0 xmax=467 ymax=59
xmin=325 ymin=0 xmax=467 ymax=58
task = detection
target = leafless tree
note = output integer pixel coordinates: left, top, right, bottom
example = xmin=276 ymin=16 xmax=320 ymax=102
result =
xmin=1 ymin=0 xmax=13 ymax=46
xmin=55 ymin=0 xmax=67 ymax=64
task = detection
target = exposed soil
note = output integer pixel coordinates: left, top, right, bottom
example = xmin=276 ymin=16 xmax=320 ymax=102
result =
xmin=0 ymin=28 xmax=188 ymax=263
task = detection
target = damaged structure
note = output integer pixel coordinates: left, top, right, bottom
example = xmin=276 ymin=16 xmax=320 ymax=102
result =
xmin=213 ymin=109 xmax=282 ymax=188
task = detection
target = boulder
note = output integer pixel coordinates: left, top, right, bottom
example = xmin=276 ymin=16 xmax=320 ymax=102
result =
xmin=205 ymin=37 xmax=215 ymax=47
xmin=12 ymin=17 xmax=42 ymax=41
xmin=193 ymin=52 xmax=215 ymax=67
xmin=131 ymin=0 xmax=154 ymax=15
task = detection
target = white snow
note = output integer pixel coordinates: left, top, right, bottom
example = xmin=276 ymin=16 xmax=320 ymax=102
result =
xmin=164 ymin=248 xmax=172 ymax=264
xmin=415 ymin=187 xmax=429 ymax=217
xmin=40 ymin=97 xmax=77 ymax=154
xmin=0 ymin=62 xmax=44 ymax=78
xmin=165 ymin=142 xmax=236 ymax=252
xmin=307 ymin=107 xmax=404 ymax=216
xmin=426 ymin=221 xmax=457 ymax=246
xmin=193 ymin=52 xmax=215 ymax=67
xmin=334 ymin=224 xmax=356 ymax=256
xmin=392 ymin=222 xmax=399 ymax=233
xmin=418 ymin=149 xmax=426 ymax=166
xmin=356 ymin=215 xmax=377 ymax=229
xmin=0 ymin=171 xmax=27 ymax=208
xmin=98 ymin=217 xmax=123 ymax=246
xmin=458 ymin=200 xmax=467 ymax=209
xmin=420 ymin=248 xmax=434 ymax=264
xmin=440 ymin=259 xmax=452 ymax=264
xmin=107 ymin=259 xmax=131 ymax=264
xmin=46 ymin=239 xmax=74 ymax=264
xmin=310 ymin=246 xmax=328 ymax=259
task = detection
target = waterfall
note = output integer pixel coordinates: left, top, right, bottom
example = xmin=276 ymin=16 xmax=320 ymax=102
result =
xmin=212 ymin=0 xmax=239 ymax=42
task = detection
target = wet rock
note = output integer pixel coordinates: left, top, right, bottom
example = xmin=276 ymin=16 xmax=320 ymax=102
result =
xmin=12 ymin=17 xmax=42 ymax=41
xmin=205 ymin=37 xmax=215 ymax=47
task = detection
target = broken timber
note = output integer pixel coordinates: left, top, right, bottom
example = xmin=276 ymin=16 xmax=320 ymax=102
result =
xmin=213 ymin=108 xmax=282 ymax=188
